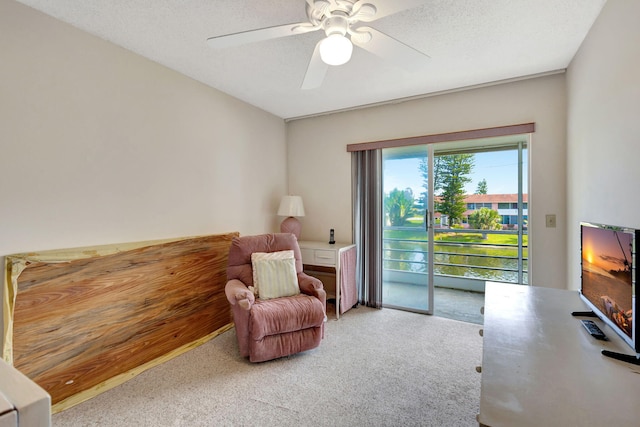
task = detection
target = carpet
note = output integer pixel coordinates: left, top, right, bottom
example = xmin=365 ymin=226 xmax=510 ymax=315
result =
xmin=53 ymin=306 xmax=483 ymax=426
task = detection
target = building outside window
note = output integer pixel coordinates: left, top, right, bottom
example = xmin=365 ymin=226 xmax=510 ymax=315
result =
xmin=463 ymin=194 xmax=528 ymax=227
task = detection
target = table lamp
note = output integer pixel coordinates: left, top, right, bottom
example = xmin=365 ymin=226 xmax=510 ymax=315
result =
xmin=277 ymin=195 xmax=305 ymax=239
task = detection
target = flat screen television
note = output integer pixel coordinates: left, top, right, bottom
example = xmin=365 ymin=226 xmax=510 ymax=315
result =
xmin=580 ymin=221 xmax=639 ymax=356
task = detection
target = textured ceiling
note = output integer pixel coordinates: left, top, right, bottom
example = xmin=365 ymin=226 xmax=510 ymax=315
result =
xmin=16 ymin=0 xmax=606 ymax=120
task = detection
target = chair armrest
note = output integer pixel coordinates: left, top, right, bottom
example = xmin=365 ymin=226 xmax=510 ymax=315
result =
xmin=298 ymin=272 xmax=326 ymax=307
xmin=225 ymin=279 xmax=255 ymax=310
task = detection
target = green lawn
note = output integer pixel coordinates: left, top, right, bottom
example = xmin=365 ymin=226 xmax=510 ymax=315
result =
xmin=384 ymin=228 xmax=528 ymax=246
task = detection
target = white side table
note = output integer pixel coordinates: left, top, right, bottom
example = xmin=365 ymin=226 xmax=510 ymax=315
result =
xmin=298 ymin=241 xmax=356 ymax=319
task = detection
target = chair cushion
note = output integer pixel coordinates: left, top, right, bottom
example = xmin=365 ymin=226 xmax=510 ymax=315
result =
xmin=227 ymin=234 xmax=305 ymax=287
xmin=249 ymin=294 xmax=325 ymax=340
xmin=251 ymin=250 xmax=299 ymax=299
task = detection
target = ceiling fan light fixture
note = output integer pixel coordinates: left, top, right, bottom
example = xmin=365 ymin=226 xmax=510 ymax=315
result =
xmin=319 ymin=34 xmax=353 ymax=66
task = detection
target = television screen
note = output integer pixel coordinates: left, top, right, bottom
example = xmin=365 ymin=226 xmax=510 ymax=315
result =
xmin=580 ymin=222 xmax=637 ymax=352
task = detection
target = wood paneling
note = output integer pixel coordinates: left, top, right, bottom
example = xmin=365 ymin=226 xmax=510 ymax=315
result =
xmin=4 ymin=233 xmax=237 ymax=410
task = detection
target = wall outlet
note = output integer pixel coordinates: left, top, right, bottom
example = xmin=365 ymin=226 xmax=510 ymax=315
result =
xmin=545 ymin=214 xmax=556 ymax=228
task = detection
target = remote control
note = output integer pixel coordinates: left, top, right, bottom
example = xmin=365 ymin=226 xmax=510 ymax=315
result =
xmin=571 ymin=310 xmax=598 ymax=318
xmin=581 ymin=319 xmax=607 ymax=340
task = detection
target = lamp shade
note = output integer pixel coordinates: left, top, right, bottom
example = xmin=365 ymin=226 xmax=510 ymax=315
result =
xmin=319 ymin=34 xmax=353 ymax=66
xmin=277 ymin=196 xmax=305 ymax=217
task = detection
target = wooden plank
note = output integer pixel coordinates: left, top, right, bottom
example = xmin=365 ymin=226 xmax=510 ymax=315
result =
xmin=4 ymin=233 xmax=237 ymax=407
xmin=51 ymin=323 xmax=234 ymax=414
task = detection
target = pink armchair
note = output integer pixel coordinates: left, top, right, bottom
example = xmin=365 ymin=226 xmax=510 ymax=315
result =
xmin=225 ymin=233 xmax=326 ymax=362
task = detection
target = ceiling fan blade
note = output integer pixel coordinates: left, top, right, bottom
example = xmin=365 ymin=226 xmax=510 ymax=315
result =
xmin=353 ymin=0 xmax=429 ymax=22
xmin=306 ymin=1 xmax=332 ymax=23
xmin=351 ymin=26 xmax=430 ymax=69
xmin=350 ymin=2 xmax=377 ymax=21
xmin=207 ymin=22 xmax=319 ymax=49
xmin=301 ymin=40 xmax=329 ymax=90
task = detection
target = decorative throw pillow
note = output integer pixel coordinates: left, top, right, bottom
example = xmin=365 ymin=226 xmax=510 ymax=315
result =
xmin=251 ymin=250 xmax=300 ymax=300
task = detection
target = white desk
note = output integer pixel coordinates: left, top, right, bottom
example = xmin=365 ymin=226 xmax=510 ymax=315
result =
xmin=298 ymin=241 xmax=356 ymax=319
xmin=478 ymin=282 xmax=640 ymax=426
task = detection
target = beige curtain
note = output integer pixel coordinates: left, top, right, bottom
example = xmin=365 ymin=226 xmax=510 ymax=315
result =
xmin=352 ymin=149 xmax=382 ymax=308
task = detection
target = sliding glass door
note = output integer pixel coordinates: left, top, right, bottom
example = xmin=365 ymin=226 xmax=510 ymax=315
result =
xmin=381 ymin=137 xmax=528 ymax=316
xmin=382 ymin=145 xmax=434 ymax=314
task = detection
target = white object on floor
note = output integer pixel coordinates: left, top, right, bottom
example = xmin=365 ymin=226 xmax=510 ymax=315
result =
xmin=0 ymin=359 xmax=50 ymax=427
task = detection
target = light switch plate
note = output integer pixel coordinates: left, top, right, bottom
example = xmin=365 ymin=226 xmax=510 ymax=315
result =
xmin=545 ymin=214 xmax=556 ymax=228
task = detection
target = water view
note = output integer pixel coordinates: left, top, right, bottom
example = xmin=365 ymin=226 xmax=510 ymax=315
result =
xmin=384 ymin=228 xmax=528 ymax=284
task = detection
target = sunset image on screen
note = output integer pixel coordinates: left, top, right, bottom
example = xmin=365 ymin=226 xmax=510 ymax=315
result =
xmin=582 ymin=226 xmax=632 ymax=279
xmin=581 ymin=225 xmax=633 ymax=337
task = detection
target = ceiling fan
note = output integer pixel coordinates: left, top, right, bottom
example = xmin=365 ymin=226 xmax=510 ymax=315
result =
xmin=206 ymin=0 xmax=431 ymax=90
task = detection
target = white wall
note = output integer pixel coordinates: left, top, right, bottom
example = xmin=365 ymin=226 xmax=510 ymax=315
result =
xmin=0 ymin=1 xmax=286 ymax=256
xmin=0 ymin=1 xmax=287 ymax=353
xmin=287 ymin=75 xmax=568 ymax=288
xmin=566 ymin=0 xmax=640 ymax=290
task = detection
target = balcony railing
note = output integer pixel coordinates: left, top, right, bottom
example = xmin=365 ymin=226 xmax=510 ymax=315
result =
xmin=383 ymin=227 xmax=528 ymax=291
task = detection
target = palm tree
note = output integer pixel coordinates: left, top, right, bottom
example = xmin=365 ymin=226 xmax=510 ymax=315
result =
xmin=385 ymin=188 xmax=416 ymax=226
xmin=468 ymin=207 xmax=502 ymax=239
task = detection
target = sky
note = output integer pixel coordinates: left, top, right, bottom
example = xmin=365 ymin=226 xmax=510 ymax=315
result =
xmin=383 ymin=149 xmax=528 ymax=197
xmin=582 ymin=225 xmax=633 ymax=273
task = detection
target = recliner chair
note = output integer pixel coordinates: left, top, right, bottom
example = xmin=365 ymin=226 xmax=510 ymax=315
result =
xmin=225 ymin=233 xmax=326 ymax=362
